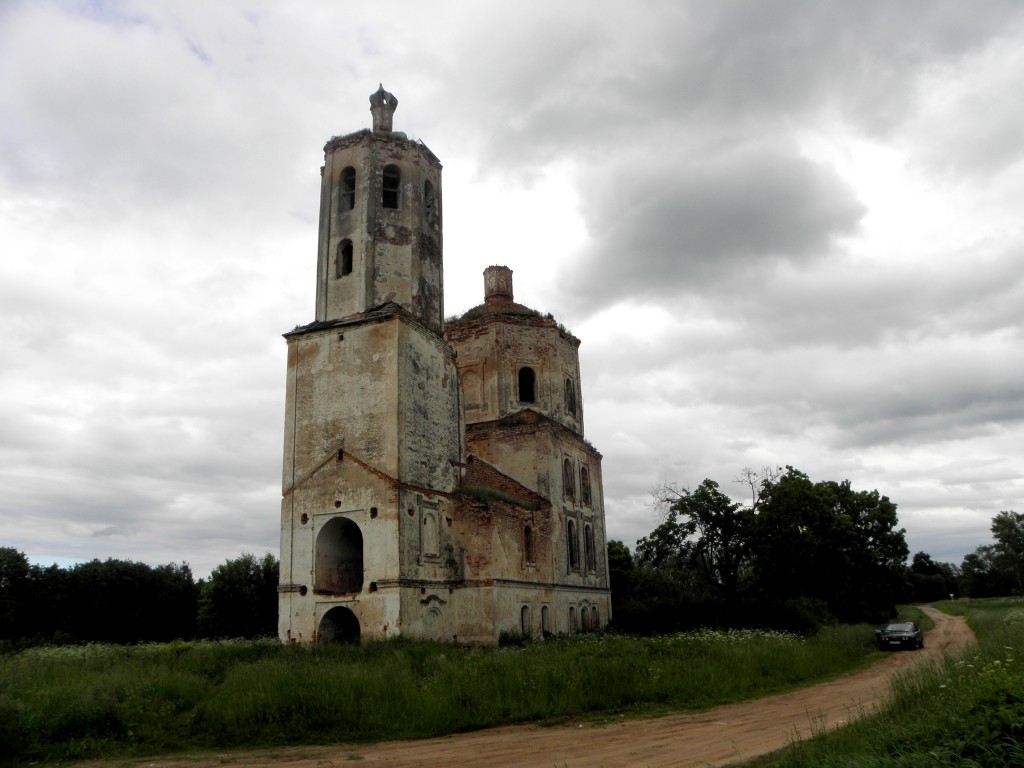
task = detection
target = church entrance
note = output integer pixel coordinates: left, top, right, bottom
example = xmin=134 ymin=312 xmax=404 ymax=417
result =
xmin=318 ymin=606 xmax=360 ymax=643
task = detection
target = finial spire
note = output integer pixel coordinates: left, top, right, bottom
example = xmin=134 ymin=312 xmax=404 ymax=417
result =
xmin=369 ymin=84 xmax=398 ymax=132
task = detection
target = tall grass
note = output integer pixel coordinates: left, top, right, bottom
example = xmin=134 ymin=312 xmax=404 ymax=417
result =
xmin=764 ymin=598 xmax=1024 ymax=768
xmin=0 ymin=624 xmax=875 ymax=765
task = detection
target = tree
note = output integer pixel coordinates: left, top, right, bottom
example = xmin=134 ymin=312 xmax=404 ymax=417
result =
xmin=21 ymin=562 xmax=72 ymax=645
xmin=749 ymin=467 xmax=908 ymax=624
xmin=960 ymin=545 xmax=1015 ymax=598
xmin=749 ymin=468 xmax=844 ymax=621
xmin=634 ymin=467 xmax=909 ymax=632
xmin=0 ymin=548 xmax=30 ymax=643
xmin=55 ymin=558 xmax=198 ymax=644
xmin=606 ymin=540 xmax=635 ymax=599
xmin=198 ymin=552 xmax=279 ymax=638
xmin=0 ymin=555 xmax=199 ymax=646
xmin=608 ymin=538 xmax=717 ymax=634
xmin=991 ymin=510 xmax=1024 ymax=595
xmin=823 ymin=478 xmax=909 ymax=618
xmin=647 ymin=479 xmax=754 ymax=603
xmin=908 ymin=552 xmax=960 ymax=602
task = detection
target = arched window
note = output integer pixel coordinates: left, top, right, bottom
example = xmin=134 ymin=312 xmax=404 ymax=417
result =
xmin=524 ymin=525 xmax=534 ymax=564
xmin=581 ymin=605 xmax=591 ymax=632
xmin=541 ymin=605 xmax=549 ymax=635
xmin=584 ymin=524 xmax=596 ymax=571
xmin=314 ymin=517 xmax=363 ymax=594
xmin=565 ymin=378 xmax=576 ymax=416
xmin=340 ymin=166 xmax=356 ymax=212
xmin=520 ymin=605 xmax=531 ymax=636
xmin=569 ymin=606 xmax=578 ymax=633
xmin=424 ymin=179 xmax=437 ymax=225
xmin=382 ymin=164 xmax=401 ymax=209
xmin=580 ymin=466 xmax=591 ymax=506
xmin=337 ymin=239 xmax=353 ymax=277
xmin=518 ymin=366 xmax=536 ymax=403
xmin=563 ymin=458 xmax=575 ymax=500
xmin=592 ymin=605 xmax=600 ymax=630
xmin=567 ymin=519 xmax=579 ymax=570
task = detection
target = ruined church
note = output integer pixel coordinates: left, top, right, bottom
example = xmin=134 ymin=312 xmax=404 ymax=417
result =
xmin=278 ymin=86 xmax=610 ymax=644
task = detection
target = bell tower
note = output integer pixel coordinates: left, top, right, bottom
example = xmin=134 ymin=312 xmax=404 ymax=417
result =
xmin=279 ymin=87 xmax=461 ymax=644
xmin=314 ymin=84 xmax=444 ymax=334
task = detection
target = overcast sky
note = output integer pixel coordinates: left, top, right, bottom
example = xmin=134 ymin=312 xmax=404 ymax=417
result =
xmin=2 ymin=0 xmax=1022 ymax=579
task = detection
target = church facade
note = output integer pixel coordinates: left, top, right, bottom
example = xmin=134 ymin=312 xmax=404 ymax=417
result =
xmin=278 ymin=87 xmax=611 ymax=644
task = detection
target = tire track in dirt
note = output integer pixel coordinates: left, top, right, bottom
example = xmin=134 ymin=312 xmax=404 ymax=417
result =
xmin=91 ymin=607 xmax=974 ymax=768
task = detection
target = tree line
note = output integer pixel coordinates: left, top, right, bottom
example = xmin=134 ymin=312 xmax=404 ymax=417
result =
xmin=608 ymin=466 xmax=1024 ymax=634
xmin=4 ymin=482 xmax=1021 ymax=647
xmin=0 ymin=549 xmax=278 ymax=650
xmin=907 ymin=510 xmax=1024 ymax=602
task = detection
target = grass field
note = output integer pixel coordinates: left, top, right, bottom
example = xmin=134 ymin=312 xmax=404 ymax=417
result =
xmin=758 ymin=598 xmax=1024 ymax=767
xmin=0 ymin=623 xmax=880 ymax=766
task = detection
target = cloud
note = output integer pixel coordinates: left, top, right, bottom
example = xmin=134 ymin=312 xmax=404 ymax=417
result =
xmin=2 ymin=0 xmax=1023 ymax=579
xmin=431 ymin=0 xmax=1024 ymax=174
xmin=562 ymin=143 xmax=865 ymax=310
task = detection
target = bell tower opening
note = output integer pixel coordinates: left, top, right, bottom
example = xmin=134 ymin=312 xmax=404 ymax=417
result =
xmin=382 ymin=164 xmax=401 ymax=209
xmin=314 ymin=85 xmax=445 ymax=333
xmin=339 ymin=166 xmax=356 ymax=212
xmin=314 ymin=517 xmax=364 ymax=594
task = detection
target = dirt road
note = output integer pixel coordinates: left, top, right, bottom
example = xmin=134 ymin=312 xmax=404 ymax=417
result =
xmin=102 ymin=607 xmax=973 ymax=768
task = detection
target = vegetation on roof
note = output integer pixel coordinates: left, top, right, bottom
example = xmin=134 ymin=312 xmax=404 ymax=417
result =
xmin=445 ymin=304 xmax=543 ymax=324
xmin=444 ymin=307 xmax=574 ymax=337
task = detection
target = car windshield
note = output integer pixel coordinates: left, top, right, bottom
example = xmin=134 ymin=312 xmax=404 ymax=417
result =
xmin=884 ymin=622 xmax=914 ymax=632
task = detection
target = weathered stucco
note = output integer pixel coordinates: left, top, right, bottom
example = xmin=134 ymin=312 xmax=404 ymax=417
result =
xmin=316 ymin=129 xmax=444 ymax=335
xmin=279 ymin=88 xmax=610 ymax=645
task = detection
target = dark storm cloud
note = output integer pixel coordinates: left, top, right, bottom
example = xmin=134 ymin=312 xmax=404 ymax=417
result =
xmin=564 ymin=145 xmax=865 ymax=308
xmin=428 ymin=0 xmax=1024 ymax=317
xmin=715 ymin=242 xmax=1024 ymax=352
xmin=827 ymin=355 xmax=1024 ymax=448
xmin=439 ymin=0 xmax=1024 ymax=172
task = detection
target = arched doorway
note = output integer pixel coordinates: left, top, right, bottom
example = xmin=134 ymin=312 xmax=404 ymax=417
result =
xmin=319 ymin=606 xmax=360 ymax=643
xmin=314 ymin=517 xmax=363 ymax=593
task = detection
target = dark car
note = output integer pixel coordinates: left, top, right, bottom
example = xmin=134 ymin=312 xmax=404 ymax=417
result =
xmin=875 ymin=621 xmax=924 ymax=650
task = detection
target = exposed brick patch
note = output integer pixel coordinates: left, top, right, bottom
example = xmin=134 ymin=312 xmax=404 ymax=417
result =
xmin=460 ymin=455 xmax=548 ymax=507
xmin=466 ymin=409 xmax=604 ymax=460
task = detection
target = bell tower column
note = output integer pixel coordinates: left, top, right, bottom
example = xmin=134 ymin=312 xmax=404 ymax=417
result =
xmin=314 ymin=85 xmax=445 ymax=334
xmin=280 ymin=87 xmax=461 ymax=645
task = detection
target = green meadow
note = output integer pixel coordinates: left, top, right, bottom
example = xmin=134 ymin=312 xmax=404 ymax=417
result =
xmin=1 ymin=623 xmax=877 ymax=766
xmin=10 ymin=600 xmax=1019 ymax=768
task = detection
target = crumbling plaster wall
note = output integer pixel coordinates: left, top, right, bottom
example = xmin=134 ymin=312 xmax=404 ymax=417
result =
xmin=318 ymin=131 xmax=444 ymax=334
xmin=465 ymin=422 xmax=608 ymax=588
xmin=282 ymin=320 xmax=397 ymax=482
xmin=395 ymin=321 xmax=462 ymax=492
xmin=278 ymin=457 xmax=401 ymax=643
xmin=280 ymin=310 xmax=462 ymax=643
xmin=446 ymin=317 xmax=583 ymax=435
